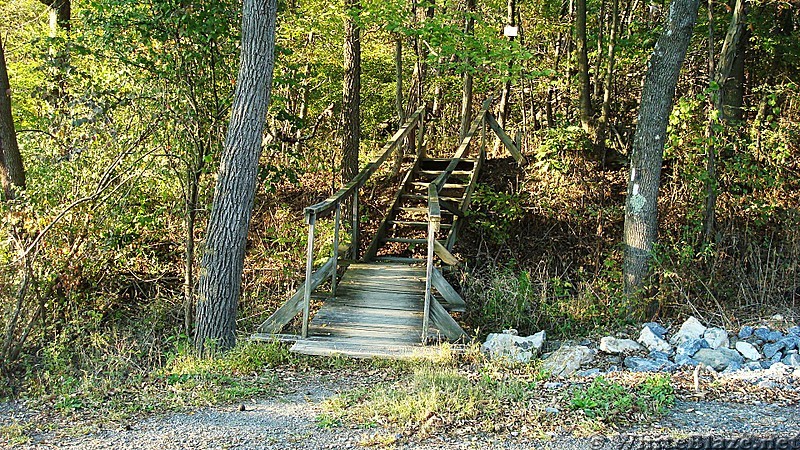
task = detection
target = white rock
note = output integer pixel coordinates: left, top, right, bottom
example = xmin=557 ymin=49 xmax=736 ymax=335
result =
xmin=482 ymin=330 xmax=546 ymax=363
xmin=542 ymin=345 xmax=595 ymax=378
xmin=599 ymin=337 xmax=643 ymax=354
xmin=703 ymin=327 xmax=730 ymax=349
xmin=638 ymin=326 xmax=673 ymax=354
xmin=669 ymin=316 xmax=707 ymax=345
xmin=735 ymin=341 xmax=761 ymax=361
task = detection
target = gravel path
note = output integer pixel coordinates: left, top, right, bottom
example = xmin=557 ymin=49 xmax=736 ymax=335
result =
xmin=6 ymin=377 xmax=800 ymax=450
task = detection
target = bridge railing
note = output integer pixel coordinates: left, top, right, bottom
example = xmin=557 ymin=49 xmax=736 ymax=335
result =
xmin=297 ymin=106 xmax=426 ymax=338
xmin=422 ymin=101 xmax=491 ymax=341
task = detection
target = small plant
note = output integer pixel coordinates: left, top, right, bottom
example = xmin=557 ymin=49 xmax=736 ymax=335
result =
xmin=570 ymin=375 xmax=675 ymax=425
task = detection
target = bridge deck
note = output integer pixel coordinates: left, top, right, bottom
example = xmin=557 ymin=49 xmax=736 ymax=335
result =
xmin=290 ymin=262 xmax=435 ymax=358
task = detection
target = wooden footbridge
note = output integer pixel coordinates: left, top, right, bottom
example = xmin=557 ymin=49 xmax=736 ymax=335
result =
xmin=252 ymin=99 xmax=526 ymax=358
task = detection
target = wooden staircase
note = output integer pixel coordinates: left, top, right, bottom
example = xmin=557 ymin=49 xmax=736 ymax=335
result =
xmin=252 ymin=99 xmax=526 ymax=358
xmin=364 ymin=157 xmax=482 ymax=269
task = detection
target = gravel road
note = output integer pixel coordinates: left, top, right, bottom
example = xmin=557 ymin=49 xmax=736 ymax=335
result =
xmin=5 ymin=375 xmax=800 ymax=450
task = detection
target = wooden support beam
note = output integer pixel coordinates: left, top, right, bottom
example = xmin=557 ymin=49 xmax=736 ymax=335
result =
xmin=439 ymin=199 xmax=465 ymax=217
xmin=433 ymin=241 xmax=460 ymax=266
xmin=486 ymin=112 xmax=528 ymax=166
xmin=429 ymin=295 xmax=467 ymax=341
xmin=257 ymin=257 xmax=337 ymax=334
xmin=432 ymin=268 xmax=466 ymax=312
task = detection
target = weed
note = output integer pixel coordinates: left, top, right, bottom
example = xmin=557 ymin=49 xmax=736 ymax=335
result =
xmin=569 ymin=375 xmax=675 ymax=426
xmin=0 ymin=423 xmax=30 ymax=445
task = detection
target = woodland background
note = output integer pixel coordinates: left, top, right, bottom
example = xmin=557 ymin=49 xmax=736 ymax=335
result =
xmin=0 ymin=0 xmax=798 ymax=399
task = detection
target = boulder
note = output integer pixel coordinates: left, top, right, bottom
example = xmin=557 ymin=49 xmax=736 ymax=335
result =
xmin=669 ymin=316 xmax=707 ymax=346
xmin=735 ymin=341 xmax=761 ymax=361
xmin=542 ymin=345 xmax=595 ymax=378
xmin=643 ymin=322 xmax=668 ymax=339
xmin=693 ymin=347 xmax=743 ymax=372
xmin=703 ymin=327 xmax=730 ymax=349
xmin=624 ymin=356 xmax=676 ymax=372
xmin=639 ymin=326 xmax=673 ymax=354
xmin=738 ymin=326 xmax=754 ymax=339
xmin=788 ymin=326 xmax=800 ymax=337
xmin=649 ymin=350 xmax=671 ymax=361
xmin=783 ymin=353 xmax=800 ymax=368
xmin=482 ymin=330 xmax=546 ymax=363
xmin=780 ymin=336 xmax=800 ymax=351
xmin=599 ymin=337 xmax=643 ymax=354
xmin=754 ymin=327 xmax=782 ymax=343
xmin=675 ymin=354 xmax=699 ymax=367
xmin=575 ymin=368 xmax=603 ymax=377
xmin=763 ymin=341 xmax=784 ymax=359
xmin=676 ymin=338 xmax=709 ymax=357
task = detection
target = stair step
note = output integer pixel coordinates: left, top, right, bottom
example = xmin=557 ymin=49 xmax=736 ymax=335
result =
xmin=410 ymin=181 xmax=468 ymax=189
xmin=371 ymin=256 xmax=425 ymax=264
xmin=402 ymin=194 xmax=463 ymax=202
xmin=395 ymin=206 xmax=454 ymax=214
xmin=416 ymin=170 xmax=473 ymax=177
xmin=384 ymin=237 xmax=445 ymax=245
xmin=389 ymin=220 xmax=452 ymax=229
xmin=421 ymin=158 xmax=476 ymax=163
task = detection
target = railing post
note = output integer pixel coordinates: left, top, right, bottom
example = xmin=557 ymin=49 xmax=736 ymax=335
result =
xmin=302 ymin=211 xmax=316 ymax=338
xmin=331 ymin=202 xmax=340 ymax=297
xmin=416 ymin=107 xmax=425 ymax=159
xmin=481 ymin=112 xmax=487 ymax=155
xmin=422 ymin=216 xmax=439 ymax=343
xmin=351 ymin=191 xmax=359 ymax=261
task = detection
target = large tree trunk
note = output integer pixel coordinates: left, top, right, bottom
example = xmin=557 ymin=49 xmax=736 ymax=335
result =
xmin=195 ymin=0 xmax=278 ymax=355
xmin=0 ymin=35 xmax=25 ymax=199
xmin=576 ymin=0 xmax=593 ymax=134
xmin=623 ymin=0 xmax=700 ymax=296
xmin=341 ymin=0 xmax=361 ymax=186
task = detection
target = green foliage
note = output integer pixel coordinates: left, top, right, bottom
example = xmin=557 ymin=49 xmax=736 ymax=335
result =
xmin=570 ymin=375 xmax=674 ymax=423
xmin=469 ymin=184 xmax=525 ymax=243
xmin=532 ymin=126 xmax=591 ymax=173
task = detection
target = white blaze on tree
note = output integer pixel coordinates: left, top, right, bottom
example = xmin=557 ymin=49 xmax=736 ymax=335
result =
xmin=623 ymin=0 xmax=700 ymax=300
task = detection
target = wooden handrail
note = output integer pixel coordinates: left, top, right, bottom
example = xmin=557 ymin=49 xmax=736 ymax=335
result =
xmin=305 ymin=106 xmax=425 ymax=220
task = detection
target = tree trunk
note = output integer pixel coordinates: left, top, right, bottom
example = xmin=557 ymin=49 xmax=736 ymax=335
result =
xmin=576 ymin=0 xmax=593 ymax=134
xmin=459 ymin=0 xmax=476 ymax=140
xmin=195 ymin=0 xmax=278 ymax=355
xmin=342 ymin=0 xmax=361 ymax=257
xmin=0 ymin=35 xmax=25 ymax=199
xmin=39 ymin=0 xmax=71 ymax=111
xmin=703 ymin=0 xmax=746 ymax=243
xmin=497 ymin=0 xmax=516 ymax=130
xmin=623 ymin=0 xmax=700 ymax=296
xmin=595 ymin=0 xmax=619 ymax=158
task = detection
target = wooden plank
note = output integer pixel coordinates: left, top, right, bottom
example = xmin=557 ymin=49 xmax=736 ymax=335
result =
xmin=257 ymin=257 xmax=337 ymax=334
xmin=401 ymin=194 xmax=463 ymax=202
xmin=486 ymin=112 xmax=528 ymax=166
xmin=433 ymin=241 xmax=460 ymax=266
xmin=389 ymin=220 xmax=453 ymax=229
xmin=372 ymin=256 xmax=425 ymax=264
xmin=385 ymin=237 xmax=446 ymax=245
xmin=396 ymin=206 xmax=454 ymax=214
xmin=438 ymin=199 xmax=465 ymax=217
xmin=429 ymin=296 xmax=467 ymax=341
xmin=410 ymin=181 xmax=468 ymax=189
xmin=432 ymin=268 xmax=466 ymax=311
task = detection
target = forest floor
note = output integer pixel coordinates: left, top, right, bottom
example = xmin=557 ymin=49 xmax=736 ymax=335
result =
xmin=3 ymin=364 xmax=800 ymax=450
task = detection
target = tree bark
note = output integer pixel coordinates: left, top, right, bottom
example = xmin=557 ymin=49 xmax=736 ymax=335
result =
xmin=576 ymin=0 xmax=593 ymax=134
xmin=703 ymin=0 xmax=746 ymax=243
xmin=623 ymin=0 xmax=700 ymax=296
xmin=39 ymin=0 xmax=71 ymax=110
xmin=195 ymin=0 xmax=278 ymax=355
xmin=0 ymin=35 xmax=25 ymax=199
xmin=459 ymin=0 xmax=476 ymax=140
xmin=595 ymin=0 xmax=619 ymax=158
xmin=497 ymin=0 xmax=516 ymax=130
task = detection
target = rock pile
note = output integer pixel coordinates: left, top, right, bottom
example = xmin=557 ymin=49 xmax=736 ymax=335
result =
xmin=482 ymin=318 xmax=800 ymax=379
